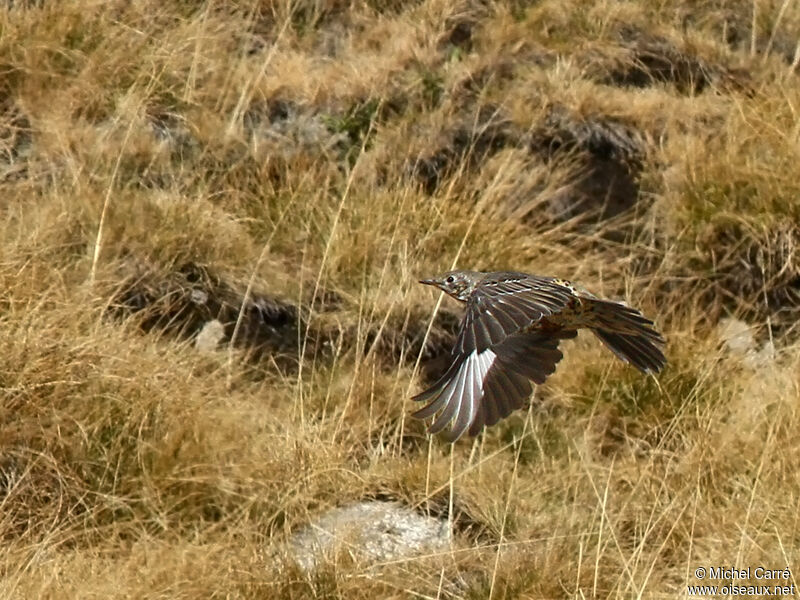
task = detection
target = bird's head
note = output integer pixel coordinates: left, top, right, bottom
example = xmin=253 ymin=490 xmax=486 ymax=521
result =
xmin=419 ymin=270 xmax=482 ymax=302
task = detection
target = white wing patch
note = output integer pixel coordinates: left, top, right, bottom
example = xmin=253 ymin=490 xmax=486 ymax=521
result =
xmin=438 ymin=348 xmax=498 ymax=440
xmin=475 ymin=348 xmax=497 ymax=382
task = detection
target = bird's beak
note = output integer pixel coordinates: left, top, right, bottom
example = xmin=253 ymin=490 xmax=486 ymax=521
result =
xmin=418 ymin=278 xmax=437 ymax=286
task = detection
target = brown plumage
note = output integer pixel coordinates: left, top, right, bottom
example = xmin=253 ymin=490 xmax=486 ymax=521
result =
xmin=412 ymin=270 xmax=666 ymax=442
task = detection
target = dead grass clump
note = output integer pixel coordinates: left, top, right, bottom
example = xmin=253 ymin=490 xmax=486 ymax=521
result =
xmin=0 ymin=448 xmax=78 ymax=542
xmin=437 ymin=0 xmax=495 ymax=56
xmin=449 ymin=56 xmax=521 ymax=108
xmin=243 ymin=96 xmax=350 ymax=167
xmin=669 ymin=0 xmax=800 ymax=67
xmin=110 ymin=259 xmax=303 ymax=361
xmin=408 ymin=106 xmax=516 ymax=193
xmin=0 ymin=99 xmax=32 ymax=182
xmin=572 ymin=355 xmax=720 ymax=460
xmin=406 ymin=101 xmax=651 ymax=233
xmin=528 ymin=107 xmax=646 ymax=225
xmin=585 ymin=26 xmax=751 ymax=95
xmin=692 ymin=222 xmax=800 ymax=340
xmin=361 ymin=308 xmax=461 ymax=380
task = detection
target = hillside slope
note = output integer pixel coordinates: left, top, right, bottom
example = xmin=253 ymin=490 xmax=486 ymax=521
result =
xmin=0 ymin=1 xmax=798 ymax=597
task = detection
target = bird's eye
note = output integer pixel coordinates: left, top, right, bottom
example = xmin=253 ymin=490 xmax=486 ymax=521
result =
xmin=445 ymin=275 xmax=455 ymax=284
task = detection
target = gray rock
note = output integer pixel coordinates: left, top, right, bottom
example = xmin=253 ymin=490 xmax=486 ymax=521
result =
xmin=745 ymin=339 xmax=776 ymax=369
xmin=290 ymin=501 xmax=451 ymax=572
xmin=718 ymin=317 xmax=755 ymax=355
xmin=195 ymin=319 xmax=225 ymax=353
xmin=717 ymin=317 xmax=776 ymax=368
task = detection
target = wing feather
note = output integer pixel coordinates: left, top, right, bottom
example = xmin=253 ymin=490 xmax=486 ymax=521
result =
xmin=442 ymin=353 xmax=479 ymax=441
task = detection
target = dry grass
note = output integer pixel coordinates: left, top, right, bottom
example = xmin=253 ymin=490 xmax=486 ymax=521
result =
xmin=1 ymin=0 xmax=799 ymax=598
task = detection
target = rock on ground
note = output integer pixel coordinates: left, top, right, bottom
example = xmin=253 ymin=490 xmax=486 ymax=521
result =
xmin=290 ymin=500 xmax=451 ymax=572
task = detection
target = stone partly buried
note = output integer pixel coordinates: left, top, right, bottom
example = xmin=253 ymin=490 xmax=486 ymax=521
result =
xmin=412 ymin=270 xmax=667 ymax=442
xmin=717 ymin=317 xmax=776 ymax=368
xmin=289 ymin=501 xmax=451 ymax=573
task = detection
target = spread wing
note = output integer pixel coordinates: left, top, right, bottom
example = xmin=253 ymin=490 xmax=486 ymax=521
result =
xmin=412 ymin=273 xmax=576 ymax=441
xmin=412 ymin=328 xmax=577 ymax=441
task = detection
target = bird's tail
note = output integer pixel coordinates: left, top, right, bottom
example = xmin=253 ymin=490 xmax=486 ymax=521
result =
xmin=586 ymin=299 xmax=666 ymax=374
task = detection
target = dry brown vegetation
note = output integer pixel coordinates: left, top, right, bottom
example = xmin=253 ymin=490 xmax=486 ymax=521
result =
xmin=1 ymin=0 xmax=799 ymax=598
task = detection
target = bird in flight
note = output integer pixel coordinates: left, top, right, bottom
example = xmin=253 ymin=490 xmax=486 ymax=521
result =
xmin=412 ymin=270 xmax=666 ymax=442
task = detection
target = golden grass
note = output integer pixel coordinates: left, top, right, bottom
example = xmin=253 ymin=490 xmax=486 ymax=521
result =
xmin=1 ymin=0 xmax=799 ymax=597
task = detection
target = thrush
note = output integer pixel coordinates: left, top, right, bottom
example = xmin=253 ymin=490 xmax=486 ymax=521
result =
xmin=412 ymin=270 xmax=666 ymax=442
